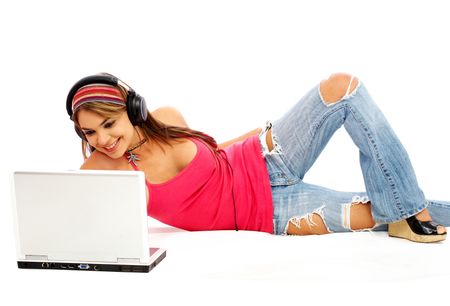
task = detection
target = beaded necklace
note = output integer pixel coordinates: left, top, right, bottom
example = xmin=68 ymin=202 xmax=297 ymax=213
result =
xmin=125 ymin=138 xmax=147 ymax=165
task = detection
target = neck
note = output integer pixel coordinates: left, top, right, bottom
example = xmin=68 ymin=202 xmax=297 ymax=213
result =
xmin=125 ymin=130 xmax=149 ymax=165
xmin=128 ymin=128 xmax=146 ymax=151
xmin=128 ymin=127 xmax=170 ymax=158
xmin=127 ymin=138 xmax=147 ymax=153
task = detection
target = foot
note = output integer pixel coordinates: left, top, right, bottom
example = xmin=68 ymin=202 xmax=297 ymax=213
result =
xmin=415 ymin=208 xmax=447 ymax=235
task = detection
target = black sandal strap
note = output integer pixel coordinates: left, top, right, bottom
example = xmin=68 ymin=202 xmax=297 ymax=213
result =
xmin=406 ymin=216 xmax=445 ymax=236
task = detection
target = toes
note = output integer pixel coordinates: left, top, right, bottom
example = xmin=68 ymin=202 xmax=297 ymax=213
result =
xmin=437 ymin=225 xmax=447 ymax=235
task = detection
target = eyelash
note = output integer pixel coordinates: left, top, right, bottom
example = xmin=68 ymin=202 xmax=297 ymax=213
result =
xmin=104 ymin=121 xmax=115 ymax=129
xmin=83 ymin=120 xmax=116 ymax=136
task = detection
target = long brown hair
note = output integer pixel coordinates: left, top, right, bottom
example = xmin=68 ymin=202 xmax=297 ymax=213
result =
xmin=73 ymin=101 xmax=219 ymax=160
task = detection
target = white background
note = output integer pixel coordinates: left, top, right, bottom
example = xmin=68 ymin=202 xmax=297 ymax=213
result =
xmin=1 ymin=0 xmax=449 ymax=304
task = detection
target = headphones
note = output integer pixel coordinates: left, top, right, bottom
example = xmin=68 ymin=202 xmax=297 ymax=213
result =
xmin=66 ymin=73 xmax=148 ymax=140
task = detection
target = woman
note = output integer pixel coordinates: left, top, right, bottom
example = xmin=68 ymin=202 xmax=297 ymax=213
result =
xmin=67 ymin=72 xmax=449 ymax=243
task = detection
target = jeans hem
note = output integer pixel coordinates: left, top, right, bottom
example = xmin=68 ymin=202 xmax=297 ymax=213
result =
xmin=374 ymin=202 xmax=428 ymax=224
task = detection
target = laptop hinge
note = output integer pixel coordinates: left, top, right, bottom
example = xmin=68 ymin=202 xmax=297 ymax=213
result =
xmin=117 ymin=258 xmax=141 ymax=264
xmin=25 ymin=255 xmax=48 ymax=261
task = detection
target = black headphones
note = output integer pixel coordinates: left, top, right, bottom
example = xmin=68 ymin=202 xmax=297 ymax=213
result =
xmin=66 ymin=73 xmax=148 ymax=140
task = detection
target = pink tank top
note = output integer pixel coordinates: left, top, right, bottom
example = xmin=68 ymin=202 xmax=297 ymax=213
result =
xmin=129 ymin=135 xmax=274 ymax=233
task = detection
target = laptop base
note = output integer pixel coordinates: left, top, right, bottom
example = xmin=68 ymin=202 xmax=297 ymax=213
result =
xmin=18 ymin=248 xmax=166 ymax=273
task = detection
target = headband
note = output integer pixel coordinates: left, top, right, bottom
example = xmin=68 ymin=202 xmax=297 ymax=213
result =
xmin=71 ymin=83 xmax=126 ymax=113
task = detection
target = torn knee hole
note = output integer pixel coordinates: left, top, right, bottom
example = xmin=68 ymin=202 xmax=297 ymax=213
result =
xmin=345 ymin=201 xmax=376 ymax=231
xmin=320 ymin=73 xmax=359 ymax=105
xmin=286 ymin=213 xmax=331 ymax=236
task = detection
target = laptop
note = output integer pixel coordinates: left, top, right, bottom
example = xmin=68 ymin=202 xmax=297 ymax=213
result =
xmin=11 ymin=170 xmax=166 ymax=273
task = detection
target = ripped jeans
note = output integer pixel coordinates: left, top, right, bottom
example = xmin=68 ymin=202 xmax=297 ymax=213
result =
xmin=260 ymin=81 xmax=450 ymax=235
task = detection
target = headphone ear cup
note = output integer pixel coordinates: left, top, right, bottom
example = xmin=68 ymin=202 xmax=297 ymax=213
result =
xmin=127 ymin=93 xmax=148 ymax=125
xmin=75 ymin=126 xmax=87 ymax=141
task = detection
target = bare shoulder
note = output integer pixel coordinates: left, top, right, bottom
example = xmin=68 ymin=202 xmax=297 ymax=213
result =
xmin=80 ymin=150 xmax=123 ymax=170
xmin=151 ymin=106 xmax=188 ymax=128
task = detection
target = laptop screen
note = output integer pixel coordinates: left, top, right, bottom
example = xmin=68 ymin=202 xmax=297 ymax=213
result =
xmin=11 ymin=170 xmax=150 ymax=264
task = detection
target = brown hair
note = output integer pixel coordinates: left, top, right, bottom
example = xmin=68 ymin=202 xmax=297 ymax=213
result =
xmin=73 ymin=100 xmax=219 ymax=160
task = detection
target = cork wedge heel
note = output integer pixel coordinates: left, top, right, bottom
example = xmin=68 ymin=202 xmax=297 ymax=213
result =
xmin=388 ymin=216 xmax=447 ymax=243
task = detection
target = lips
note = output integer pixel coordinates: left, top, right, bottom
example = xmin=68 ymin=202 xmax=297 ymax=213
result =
xmin=103 ymin=138 xmax=120 ymax=153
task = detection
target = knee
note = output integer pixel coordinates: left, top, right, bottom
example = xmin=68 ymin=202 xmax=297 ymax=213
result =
xmin=319 ymin=72 xmax=359 ymax=105
xmin=285 ymin=213 xmax=331 ymax=236
xmin=345 ymin=201 xmax=376 ymax=231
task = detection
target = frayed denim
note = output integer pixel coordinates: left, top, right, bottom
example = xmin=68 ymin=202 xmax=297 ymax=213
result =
xmin=259 ymin=81 xmax=450 ymax=235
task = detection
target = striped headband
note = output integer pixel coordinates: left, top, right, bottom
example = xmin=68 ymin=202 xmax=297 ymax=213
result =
xmin=71 ymin=83 xmax=126 ymax=113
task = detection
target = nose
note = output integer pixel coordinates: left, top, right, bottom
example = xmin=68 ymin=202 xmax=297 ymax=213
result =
xmin=95 ymin=131 xmax=111 ymax=147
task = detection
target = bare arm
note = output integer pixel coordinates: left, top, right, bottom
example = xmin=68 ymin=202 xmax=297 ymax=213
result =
xmin=151 ymin=106 xmax=189 ymax=128
xmin=218 ymin=128 xmax=262 ymax=149
xmin=80 ymin=151 xmax=113 ymax=170
xmin=152 ymin=107 xmax=261 ymax=149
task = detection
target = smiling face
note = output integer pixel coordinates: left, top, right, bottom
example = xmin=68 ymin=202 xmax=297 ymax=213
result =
xmin=76 ymin=108 xmax=139 ymax=159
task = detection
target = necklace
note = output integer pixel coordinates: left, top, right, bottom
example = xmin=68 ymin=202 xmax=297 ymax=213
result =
xmin=126 ymin=138 xmax=147 ymax=165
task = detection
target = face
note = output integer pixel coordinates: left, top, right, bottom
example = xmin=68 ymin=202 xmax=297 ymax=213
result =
xmin=76 ymin=109 xmax=139 ymax=159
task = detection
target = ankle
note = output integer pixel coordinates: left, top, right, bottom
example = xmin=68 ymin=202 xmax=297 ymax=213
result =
xmin=412 ymin=209 xmax=446 ymax=235
xmin=414 ymin=208 xmax=432 ymax=222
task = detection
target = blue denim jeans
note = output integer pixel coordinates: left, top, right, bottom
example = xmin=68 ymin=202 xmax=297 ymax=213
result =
xmin=260 ymin=80 xmax=450 ymax=235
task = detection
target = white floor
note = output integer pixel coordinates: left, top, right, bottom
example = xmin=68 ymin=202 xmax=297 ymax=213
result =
xmin=3 ymin=217 xmax=449 ymax=306
xmin=146 ymin=218 xmax=450 ymax=304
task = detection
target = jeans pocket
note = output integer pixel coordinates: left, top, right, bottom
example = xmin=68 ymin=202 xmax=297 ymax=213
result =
xmin=264 ymin=153 xmax=299 ymax=187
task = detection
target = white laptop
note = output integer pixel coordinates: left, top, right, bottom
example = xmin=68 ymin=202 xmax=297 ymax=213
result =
xmin=11 ymin=170 xmax=166 ymax=273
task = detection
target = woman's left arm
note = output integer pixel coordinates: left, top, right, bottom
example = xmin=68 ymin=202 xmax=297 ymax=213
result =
xmin=151 ymin=106 xmax=189 ymax=128
xmin=151 ymin=107 xmax=261 ymax=149
xmin=218 ymin=128 xmax=262 ymax=149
